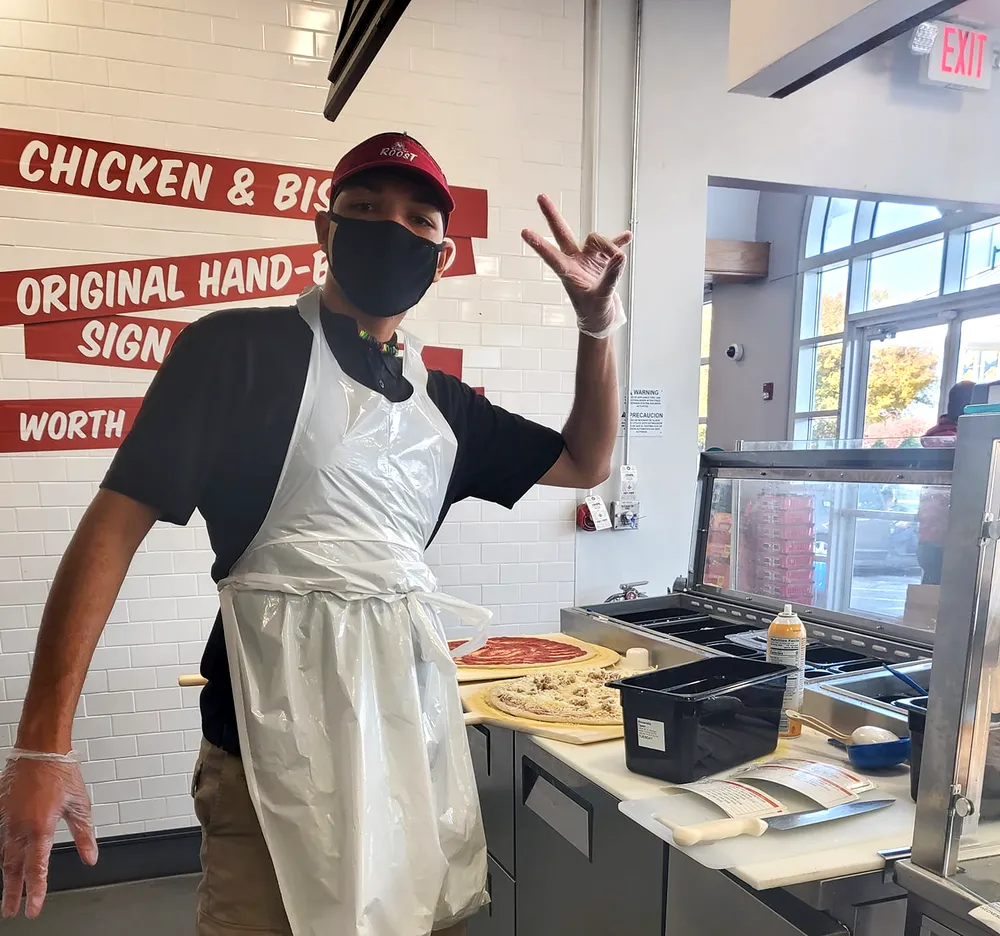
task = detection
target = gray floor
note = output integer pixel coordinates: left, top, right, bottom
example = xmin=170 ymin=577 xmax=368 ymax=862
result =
xmin=5 ymin=875 xmax=199 ymax=935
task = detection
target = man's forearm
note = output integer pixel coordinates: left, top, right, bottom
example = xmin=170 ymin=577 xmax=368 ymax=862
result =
xmin=560 ymin=334 xmax=619 ymax=487
xmin=17 ymin=490 xmax=157 ymax=753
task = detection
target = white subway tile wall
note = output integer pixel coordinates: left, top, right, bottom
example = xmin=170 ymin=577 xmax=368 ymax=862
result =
xmin=0 ymin=0 xmax=584 ymax=838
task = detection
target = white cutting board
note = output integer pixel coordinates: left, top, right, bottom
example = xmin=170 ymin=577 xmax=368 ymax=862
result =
xmin=620 ymin=786 xmax=913 ymax=871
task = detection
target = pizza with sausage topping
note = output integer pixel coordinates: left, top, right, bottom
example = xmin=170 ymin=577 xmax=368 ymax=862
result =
xmin=483 ymin=667 xmax=629 ymax=725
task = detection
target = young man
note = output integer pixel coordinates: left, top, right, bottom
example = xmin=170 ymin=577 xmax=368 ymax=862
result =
xmin=0 ymin=133 xmax=629 ymax=935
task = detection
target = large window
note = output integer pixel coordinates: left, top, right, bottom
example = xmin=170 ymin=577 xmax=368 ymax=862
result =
xmin=792 ymin=197 xmax=1000 ymax=446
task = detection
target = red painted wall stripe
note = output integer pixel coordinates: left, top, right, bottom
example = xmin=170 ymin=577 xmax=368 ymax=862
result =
xmin=24 ymin=311 xmax=469 ymax=381
xmin=0 ymin=397 xmax=142 ymax=453
xmin=421 ymin=345 xmax=463 ymax=380
xmin=1 ymin=352 xmax=477 ymax=452
xmin=0 ymin=238 xmax=474 ymax=328
xmin=0 ymin=128 xmax=488 ymax=237
xmin=24 ymin=314 xmax=185 ymax=370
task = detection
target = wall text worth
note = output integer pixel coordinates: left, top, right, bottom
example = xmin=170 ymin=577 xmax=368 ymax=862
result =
xmin=0 ymin=397 xmax=142 ymax=453
xmin=2 ymin=348 xmax=471 ymax=453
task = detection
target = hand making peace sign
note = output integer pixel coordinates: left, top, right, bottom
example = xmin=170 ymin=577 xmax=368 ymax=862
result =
xmin=522 ymin=195 xmax=632 ymax=338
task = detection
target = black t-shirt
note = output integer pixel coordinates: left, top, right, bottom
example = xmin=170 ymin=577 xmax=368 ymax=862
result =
xmin=102 ymin=303 xmax=565 ymax=754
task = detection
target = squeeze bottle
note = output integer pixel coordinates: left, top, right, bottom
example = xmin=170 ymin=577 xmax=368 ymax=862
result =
xmin=766 ymin=603 xmax=807 ymax=738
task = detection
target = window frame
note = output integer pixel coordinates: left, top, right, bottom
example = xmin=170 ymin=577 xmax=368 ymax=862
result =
xmin=790 ymin=196 xmax=1000 ymax=444
xmin=699 ymin=297 xmax=712 ymax=449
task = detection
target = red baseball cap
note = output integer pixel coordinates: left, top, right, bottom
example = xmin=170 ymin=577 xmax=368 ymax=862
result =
xmin=330 ymin=132 xmax=455 ymax=215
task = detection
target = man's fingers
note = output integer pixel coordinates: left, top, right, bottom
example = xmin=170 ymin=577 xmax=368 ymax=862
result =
xmin=613 ymin=231 xmax=633 ymax=248
xmin=522 ymin=229 xmax=568 ymax=276
xmin=537 ymin=195 xmax=579 ymax=255
xmin=67 ymin=805 xmax=98 ymax=867
xmin=583 ymin=232 xmax=622 ymax=257
xmin=595 ymin=251 xmax=627 ymax=292
xmin=23 ymin=835 xmax=53 ymax=920
xmin=2 ymin=842 xmax=25 ymax=919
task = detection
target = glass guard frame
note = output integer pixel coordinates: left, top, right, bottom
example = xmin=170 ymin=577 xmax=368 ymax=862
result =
xmin=911 ymin=412 xmax=1000 ymax=882
xmin=689 ymin=448 xmax=955 ymax=651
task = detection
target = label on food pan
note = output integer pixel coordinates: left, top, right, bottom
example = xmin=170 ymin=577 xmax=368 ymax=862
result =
xmin=731 ymin=763 xmax=857 ymax=807
xmin=763 ymin=757 xmax=875 ymax=794
xmin=677 ymin=779 xmax=784 ymax=818
xmin=970 ymin=903 xmax=1000 ymax=934
xmin=635 ymin=717 xmax=666 ymax=752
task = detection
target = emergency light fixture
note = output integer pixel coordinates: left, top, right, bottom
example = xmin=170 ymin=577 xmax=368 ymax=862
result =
xmin=910 ymin=20 xmax=939 ymax=53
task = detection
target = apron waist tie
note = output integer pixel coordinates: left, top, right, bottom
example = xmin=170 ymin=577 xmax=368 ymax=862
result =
xmin=219 ymin=574 xmax=490 ymax=658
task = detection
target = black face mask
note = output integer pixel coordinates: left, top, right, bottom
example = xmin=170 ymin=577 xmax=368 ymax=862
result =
xmin=328 ymin=212 xmax=444 ymax=318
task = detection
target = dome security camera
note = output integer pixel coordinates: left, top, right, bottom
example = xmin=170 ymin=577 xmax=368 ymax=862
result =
xmin=726 ymin=343 xmax=745 ymax=362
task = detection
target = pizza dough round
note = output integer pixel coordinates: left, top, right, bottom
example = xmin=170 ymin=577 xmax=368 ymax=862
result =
xmin=484 ymin=667 xmax=629 ymax=726
xmin=450 ymin=636 xmax=598 ymax=670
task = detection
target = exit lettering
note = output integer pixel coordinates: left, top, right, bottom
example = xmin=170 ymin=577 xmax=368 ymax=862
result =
xmin=939 ymin=24 xmax=988 ymax=80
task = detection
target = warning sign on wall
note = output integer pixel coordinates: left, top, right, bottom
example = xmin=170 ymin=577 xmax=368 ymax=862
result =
xmin=620 ymin=388 xmax=664 ymax=438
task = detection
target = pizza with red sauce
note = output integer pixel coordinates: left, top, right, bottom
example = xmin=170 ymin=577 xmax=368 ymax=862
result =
xmin=448 ymin=636 xmax=597 ymax=669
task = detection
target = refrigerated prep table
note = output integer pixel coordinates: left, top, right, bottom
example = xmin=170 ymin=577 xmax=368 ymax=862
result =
xmin=470 ymin=449 xmax=954 ymax=936
xmin=566 ymin=445 xmax=950 ymax=730
xmin=558 ymin=446 xmax=952 ymax=936
xmin=465 ymin=445 xmax=963 ymax=936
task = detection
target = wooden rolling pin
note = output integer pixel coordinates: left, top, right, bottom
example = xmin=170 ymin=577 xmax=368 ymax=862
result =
xmin=177 ymin=674 xmax=487 ymax=725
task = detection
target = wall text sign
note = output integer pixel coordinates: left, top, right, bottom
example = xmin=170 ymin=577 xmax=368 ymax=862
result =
xmin=0 ymin=128 xmax=488 ymax=236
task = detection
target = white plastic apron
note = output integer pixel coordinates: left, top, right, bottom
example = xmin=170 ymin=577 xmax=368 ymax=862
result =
xmin=219 ymin=286 xmax=490 ymax=936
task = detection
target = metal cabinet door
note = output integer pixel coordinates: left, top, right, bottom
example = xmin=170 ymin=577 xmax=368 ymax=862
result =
xmin=666 ymin=850 xmax=847 ymax=936
xmin=466 ymin=856 xmax=515 ymax=936
xmin=467 ymin=725 xmax=516 ymax=876
xmin=514 ymin=735 xmax=666 ymax=936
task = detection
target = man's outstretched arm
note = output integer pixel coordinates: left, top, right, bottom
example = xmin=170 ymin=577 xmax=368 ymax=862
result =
xmin=17 ymin=490 xmax=158 ymax=753
xmin=1 ymin=490 xmax=157 ymax=919
xmin=520 ymin=194 xmax=630 ymax=491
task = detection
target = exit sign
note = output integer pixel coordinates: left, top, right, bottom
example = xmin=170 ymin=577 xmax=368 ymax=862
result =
xmin=922 ymin=21 xmax=992 ymax=91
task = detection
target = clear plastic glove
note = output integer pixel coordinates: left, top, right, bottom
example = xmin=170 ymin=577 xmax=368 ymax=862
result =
xmin=521 ymin=194 xmax=631 ymax=340
xmin=0 ymin=750 xmax=98 ymax=919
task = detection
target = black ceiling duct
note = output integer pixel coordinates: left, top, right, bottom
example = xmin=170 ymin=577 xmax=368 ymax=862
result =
xmin=324 ymin=0 xmax=412 ymax=122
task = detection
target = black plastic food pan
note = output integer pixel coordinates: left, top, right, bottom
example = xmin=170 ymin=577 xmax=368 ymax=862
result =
xmin=705 ymin=641 xmax=763 ymax=659
xmin=610 ymin=608 xmax=713 ymax=626
xmin=609 ymin=657 xmax=794 ymax=784
xmin=805 ymin=646 xmax=870 ymax=666
xmin=665 ymin=623 xmax=759 ymax=646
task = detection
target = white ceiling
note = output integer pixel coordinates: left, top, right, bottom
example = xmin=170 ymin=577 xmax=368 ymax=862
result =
xmin=950 ymin=0 xmax=1000 ymax=27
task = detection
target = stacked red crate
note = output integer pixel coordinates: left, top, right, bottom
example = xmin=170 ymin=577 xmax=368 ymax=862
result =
xmin=704 ymin=511 xmax=733 ymax=588
xmin=747 ymin=494 xmax=816 ymax=603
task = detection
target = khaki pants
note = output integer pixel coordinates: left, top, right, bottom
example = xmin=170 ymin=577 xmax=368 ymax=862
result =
xmin=192 ymin=741 xmax=468 ymax=936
